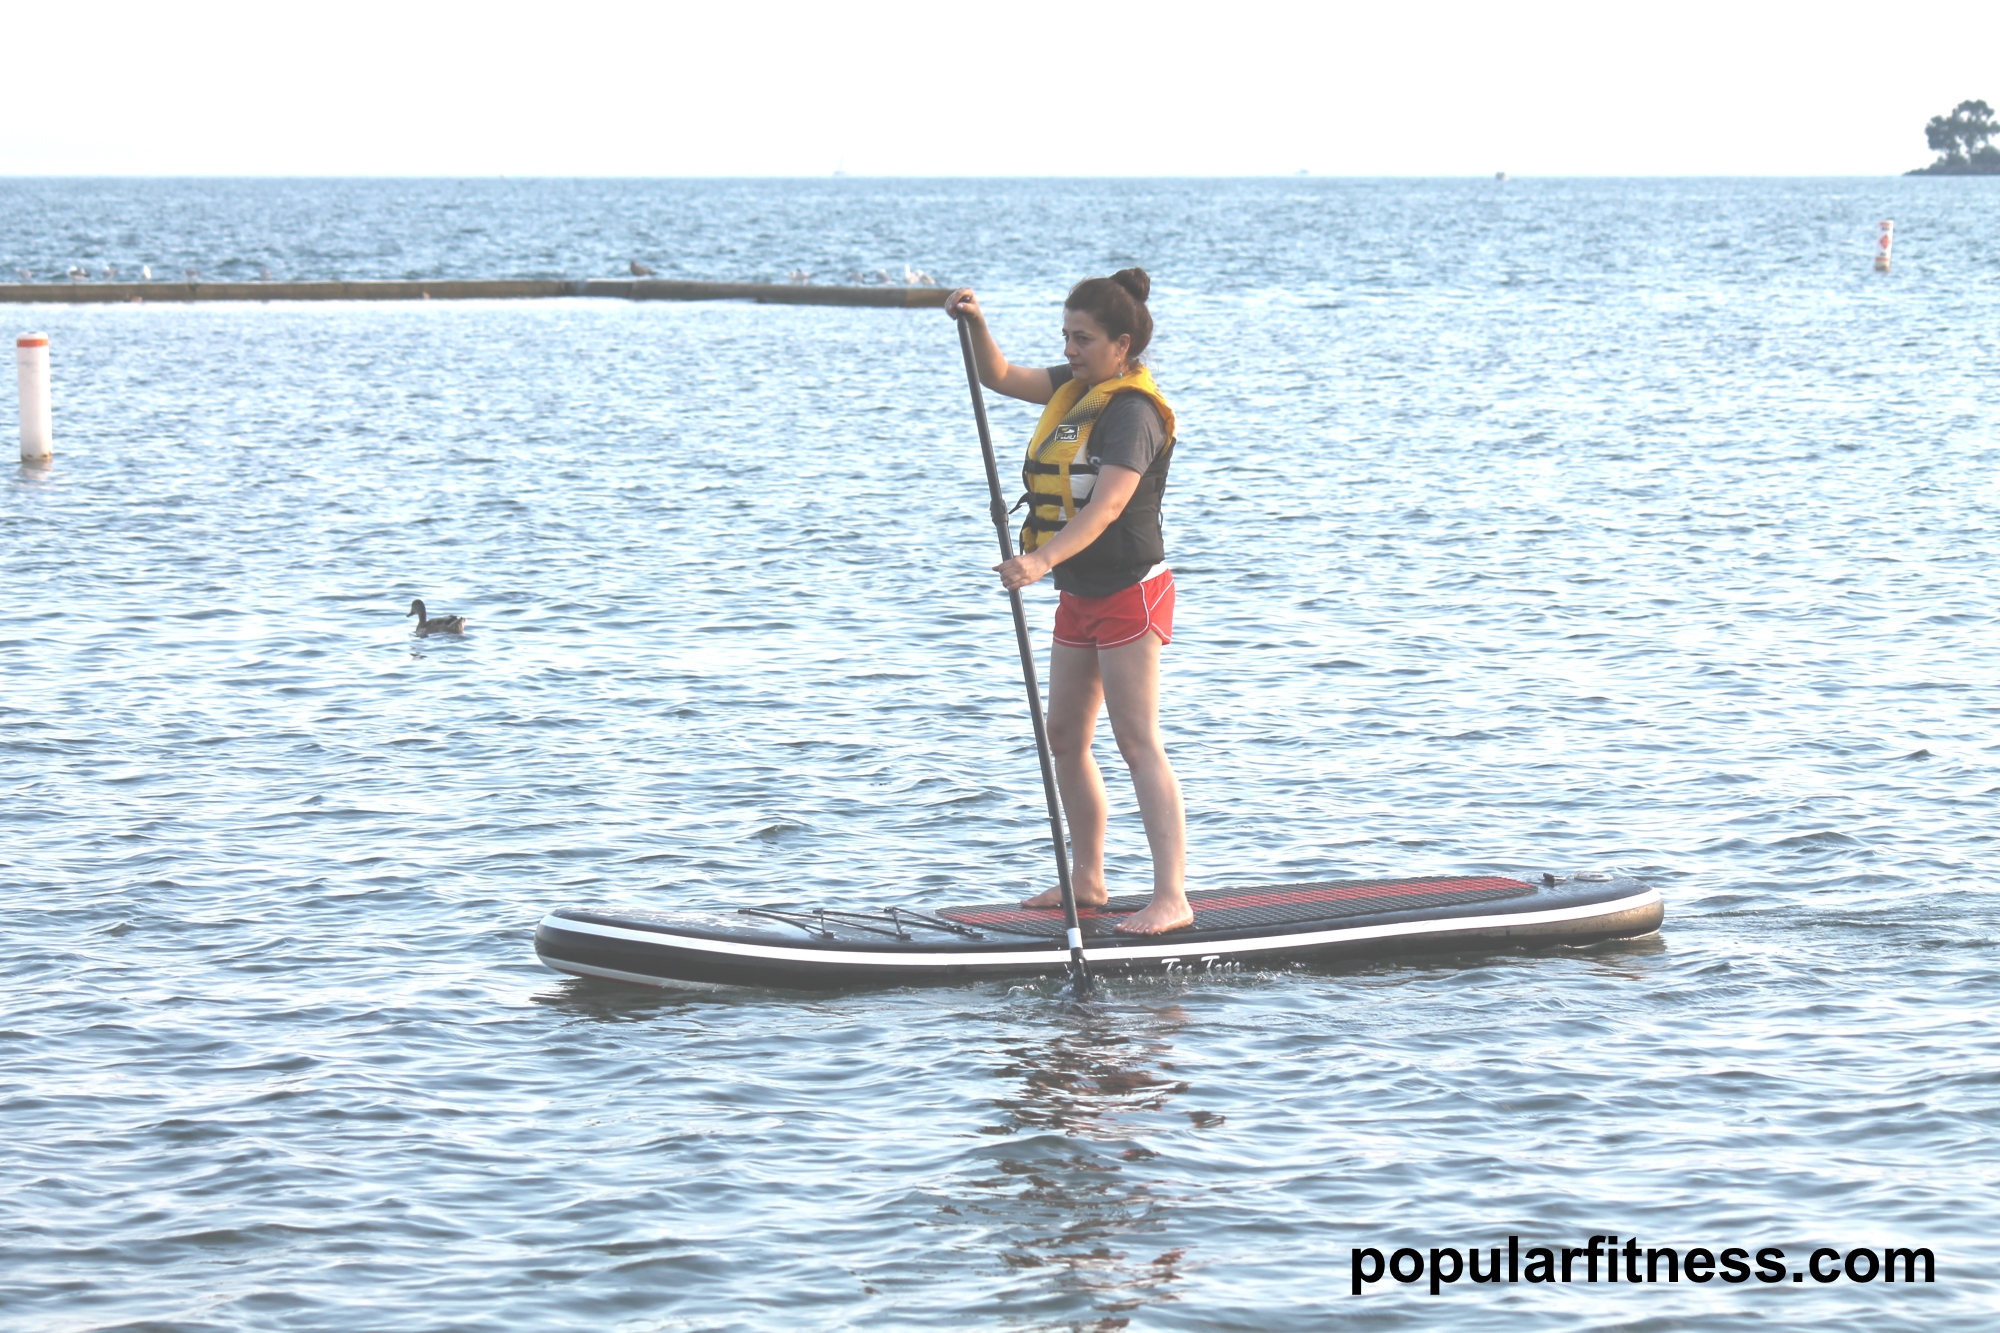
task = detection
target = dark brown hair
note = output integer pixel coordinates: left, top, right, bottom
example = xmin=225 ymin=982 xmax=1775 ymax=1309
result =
xmin=1065 ymin=267 xmax=1153 ymax=364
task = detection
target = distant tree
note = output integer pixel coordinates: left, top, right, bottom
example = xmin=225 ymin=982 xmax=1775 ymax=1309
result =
xmin=1914 ymin=99 xmax=2000 ymax=174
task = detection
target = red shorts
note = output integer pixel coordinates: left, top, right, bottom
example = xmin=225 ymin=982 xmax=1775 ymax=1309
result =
xmin=1053 ymin=569 xmax=1175 ymax=649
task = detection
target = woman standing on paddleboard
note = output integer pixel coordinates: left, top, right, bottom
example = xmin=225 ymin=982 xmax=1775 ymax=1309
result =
xmin=945 ymin=270 xmax=1190 ymax=935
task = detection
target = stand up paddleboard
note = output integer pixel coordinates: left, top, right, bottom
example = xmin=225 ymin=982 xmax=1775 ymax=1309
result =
xmin=535 ymin=872 xmax=1662 ymax=992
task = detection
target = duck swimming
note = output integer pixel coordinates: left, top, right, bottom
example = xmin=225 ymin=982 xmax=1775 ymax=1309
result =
xmin=406 ymin=599 xmax=468 ymax=635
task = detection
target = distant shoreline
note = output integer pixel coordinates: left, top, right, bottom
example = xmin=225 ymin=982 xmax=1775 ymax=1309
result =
xmin=1903 ymin=161 xmax=2000 ymax=177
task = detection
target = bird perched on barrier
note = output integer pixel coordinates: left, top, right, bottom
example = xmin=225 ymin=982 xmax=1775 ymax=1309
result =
xmin=406 ymin=599 xmax=468 ymax=636
xmin=185 ymin=269 xmax=200 ymax=282
xmin=104 ymin=263 xmax=119 ymax=280
xmin=141 ymin=264 xmax=152 ymax=281
xmin=14 ymin=268 xmax=28 ymax=283
xmin=67 ymin=265 xmax=88 ymax=281
xmin=630 ymin=260 xmax=657 ymax=276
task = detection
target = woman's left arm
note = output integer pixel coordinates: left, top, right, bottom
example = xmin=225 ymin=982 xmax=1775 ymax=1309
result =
xmin=993 ymin=465 xmax=1143 ymax=590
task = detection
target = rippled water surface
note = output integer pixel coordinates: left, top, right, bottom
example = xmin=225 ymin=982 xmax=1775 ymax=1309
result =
xmin=4 ymin=178 xmax=1999 ymax=1330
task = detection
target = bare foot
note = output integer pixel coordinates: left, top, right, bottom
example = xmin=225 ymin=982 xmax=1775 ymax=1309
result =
xmin=1113 ymin=897 xmax=1195 ymax=935
xmin=1020 ymin=882 xmax=1108 ymax=910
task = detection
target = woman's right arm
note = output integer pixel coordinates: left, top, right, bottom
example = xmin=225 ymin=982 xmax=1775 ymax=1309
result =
xmin=945 ymin=289 xmax=1054 ymax=405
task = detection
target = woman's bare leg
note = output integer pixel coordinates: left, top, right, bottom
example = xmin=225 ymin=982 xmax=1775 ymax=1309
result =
xmin=1019 ymin=642 xmax=1111 ymax=908
xmin=1098 ymin=632 xmax=1190 ymax=934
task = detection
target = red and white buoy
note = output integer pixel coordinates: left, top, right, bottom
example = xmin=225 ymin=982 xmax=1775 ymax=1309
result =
xmin=1874 ymin=220 xmax=1893 ymax=272
xmin=16 ymin=332 xmax=51 ymax=462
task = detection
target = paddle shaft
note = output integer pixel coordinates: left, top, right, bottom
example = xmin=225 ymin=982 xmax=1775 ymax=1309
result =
xmin=953 ymin=313 xmax=1093 ymax=993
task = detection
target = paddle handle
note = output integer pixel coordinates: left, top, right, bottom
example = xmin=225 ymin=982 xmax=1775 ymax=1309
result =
xmin=953 ymin=312 xmax=1092 ymax=995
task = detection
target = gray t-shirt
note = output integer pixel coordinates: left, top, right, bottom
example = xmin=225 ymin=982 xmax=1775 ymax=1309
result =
xmin=1046 ymin=364 xmax=1167 ymax=479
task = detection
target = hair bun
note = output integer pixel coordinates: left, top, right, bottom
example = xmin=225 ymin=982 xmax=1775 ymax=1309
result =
xmin=1110 ymin=267 xmax=1151 ymax=304
xmin=1064 ymin=269 xmax=1156 ymax=362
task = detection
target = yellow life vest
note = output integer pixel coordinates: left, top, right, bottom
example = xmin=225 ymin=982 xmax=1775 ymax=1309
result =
xmin=1018 ymin=366 xmax=1177 ymax=555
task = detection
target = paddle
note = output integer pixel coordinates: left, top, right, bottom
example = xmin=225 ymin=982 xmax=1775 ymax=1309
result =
xmin=952 ymin=309 xmax=1095 ymax=998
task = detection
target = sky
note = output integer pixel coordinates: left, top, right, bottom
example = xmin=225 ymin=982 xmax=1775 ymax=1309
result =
xmin=2 ymin=0 xmax=1995 ymax=176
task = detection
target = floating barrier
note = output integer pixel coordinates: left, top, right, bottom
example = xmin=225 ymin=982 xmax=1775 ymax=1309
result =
xmin=16 ymin=332 xmax=51 ymax=462
xmin=0 ymin=278 xmax=950 ymax=308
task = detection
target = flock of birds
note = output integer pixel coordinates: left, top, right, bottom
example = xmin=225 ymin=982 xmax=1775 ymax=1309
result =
xmin=18 ymin=264 xmax=150 ymax=281
xmin=834 ymin=265 xmax=942 ymax=286
xmin=14 ymin=264 xmax=217 ymax=283
xmin=627 ymin=260 xmax=941 ymax=286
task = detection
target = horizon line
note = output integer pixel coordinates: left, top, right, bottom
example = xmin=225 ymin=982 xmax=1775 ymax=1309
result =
xmin=0 ymin=171 xmax=1957 ymax=182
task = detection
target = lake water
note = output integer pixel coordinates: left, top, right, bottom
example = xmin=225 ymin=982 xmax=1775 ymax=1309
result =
xmin=2 ymin=177 xmax=1997 ymax=1330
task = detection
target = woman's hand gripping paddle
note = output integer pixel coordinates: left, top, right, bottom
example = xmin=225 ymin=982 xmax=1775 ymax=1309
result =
xmin=953 ymin=308 xmax=1095 ymax=1000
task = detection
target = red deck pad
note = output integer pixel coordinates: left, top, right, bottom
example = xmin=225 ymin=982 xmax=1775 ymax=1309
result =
xmin=943 ymin=875 xmax=1537 ymax=933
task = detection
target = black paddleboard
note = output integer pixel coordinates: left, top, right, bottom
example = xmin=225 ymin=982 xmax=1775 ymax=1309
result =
xmin=534 ymin=873 xmax=1663 ymax=992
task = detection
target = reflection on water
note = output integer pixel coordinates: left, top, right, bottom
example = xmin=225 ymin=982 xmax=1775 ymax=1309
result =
xmin=989 ymin=1004 xmax=1193 ymax=1137
xmin=533 ymin=973 xmax=704 ymax=1025
xmin=954 ymin=1003 xmax=1201 ymax=1326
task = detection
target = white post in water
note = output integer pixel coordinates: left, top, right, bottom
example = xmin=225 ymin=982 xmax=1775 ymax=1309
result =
xmin=1874 ymin=220 xmax=1893 ymax=272
xmin=17 ymin=332 xmax=52 ymax=462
